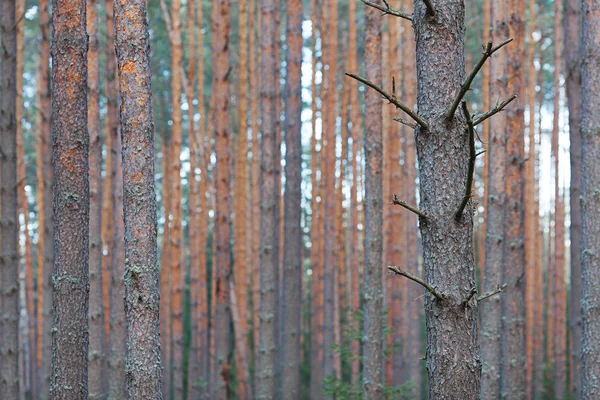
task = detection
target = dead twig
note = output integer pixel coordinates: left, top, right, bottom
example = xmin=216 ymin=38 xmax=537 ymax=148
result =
xmin=388 ymin=266 xmax=444 ymax=300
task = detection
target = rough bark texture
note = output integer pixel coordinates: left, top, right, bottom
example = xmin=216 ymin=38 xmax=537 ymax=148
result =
xmin=114 ymin=1 xmax=162 ymax=396
xmin=580 ymin=1 xmax=600 ymax=397
xmin=362 ymin=3 xmax=383 ymax=398
xmin=0 ymin=0 xmax=19 ymax=397
xmin=412 ymin=1 xmax=481 ymax=398
xmin=281 ymin=0 xmax=303 ymax=395
xmin=50 ymin=0 xmax=90 ymax=397
xmin=502 ymin=1 xmax=526 ymax=398
xmin=481 ymin=1 xmax=508 ymax=397
xmin=563 ymin=0 xmax=582 ymax=396
xmin=86 ymin=0 xmax=105 ymax=396
xmin=211 ymin=0 xmax=232 ymax=397
xmin=256 ymin=0 xmax=280 ymax=396
xmin=35 ymin=0 xmax=53 ymax=396
xmin=480 ymin=0 xmax=491 ymax=282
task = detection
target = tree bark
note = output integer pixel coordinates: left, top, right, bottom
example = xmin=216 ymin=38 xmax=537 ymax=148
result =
xmin=502 ymin=1 xmax=526 ymax=398
xmin=114 ymin=1 xmax=163 ymax=395
xmin=50 ymin=0 xmax=89 ymax=397
xmin=35 ymin=0 xmax=53 ymax=396
xmin=481 ymin=2 xmax=508 ymax=398
xmin=281 ymin=0 xmax=303 ymax=394
xmin=0 ymin=0 xmax=20 ymax=397
xmin=86 ymin=0 xmax=105 ymax=396
xmin=580 ymin=1 xmax=600 ymax=398
xmin=413 ymin=1 xmax=481 ymax=398
xmin=211 ymin=0 xmax=232 ymax=397
xmin=563 ymin=0 xmax=582 ymax=396
xmin=362 ymin=3 xmax=383 ymax=398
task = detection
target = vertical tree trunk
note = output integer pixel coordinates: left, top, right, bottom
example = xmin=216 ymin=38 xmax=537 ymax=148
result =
xmin=35 ymin=0 xmax=53 ymax=396
xmin=50 ymin=0 xmax=89 ymax=397
xmin=563 ymin=0 xmax=582 ymax=396
xmin=0 ymin=0 xmax=19 ymax=396
xmin=524 ymin=1 xmax=537 ymax=396
xmin=554 ymin=196 xmax=567 ymax=399
xmin=101 ymin=1 xmax=117 ymax=383
xmin=281 ymin=0 xmax=303 ymax=394
xmin=481 ymin=2 xmax=508 ymax=397
xmin=257 ymin=0 xmax=280 ymax=395
xmin=502 ymin=1 xmax=526 ymax=398
xmin=401 ymin=2 xmax=421 ymax=393
xmin=362 ymin=3 xmax=383 ymax=398
xmin=211 ymin=0 xmax=232 ymax=397
xmin=581 ymin=1 xmax=600 ymax=397
xmin=108 ymin=103 xmax=126 ymax=400
xmin=114 ymin=1 xmax=162 ymax=395
xmin=86 ymin=0 xmax=105 ymax=396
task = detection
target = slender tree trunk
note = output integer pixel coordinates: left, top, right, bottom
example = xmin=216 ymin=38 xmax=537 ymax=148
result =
xmin=502 ymin=1 xmax=526 ymax=398
xmin=35 ymin=0 xmax=53 ymax=396
xmin=362 ymin=3 xmax=383 ymax=398
xmin=211 ymin=0 xmax=232 ymax=397
xmin=114 ymin=2 xmax=162 ymax=395
xmin=554 ymin=196 xmax=567 ymax=399
xmin=563 ymin=0 xmax=582 ymax=396
xmin=230 ymin=280 xmax=252 ymax=399
xmin=401 ymin=2 xmax=421 ymax=393
xmin=101 ymin=2 xmax=117 ymax=386
xmin=281 ymin=0 xmax=303 ymax=394
xmin=0 ymin=0 xmax=19 ymax=396
xmin=481 ymin=2 xmax=508 ymax=397
xmin=50 ymin=0 xmax=89 ymax=397
xmin=581 ymin=1 xmax=600 ymax=397
xmin=108 ymin=104 xmax=126 ymax=400
xmin=86 ymin=0 xmax=105 ymax=396
xmin=524 ymin=1 xmax=537 ymax=396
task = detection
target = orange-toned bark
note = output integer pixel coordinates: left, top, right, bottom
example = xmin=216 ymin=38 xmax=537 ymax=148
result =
xmin=230 ymin=280 xmax=252 ymax=399
xmin=480 ymin=0 xmax=491 ymax=280
xmin=554 ymin=195 xmax=567 ymax=398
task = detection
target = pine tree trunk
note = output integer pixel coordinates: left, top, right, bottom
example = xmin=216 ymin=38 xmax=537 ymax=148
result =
xmin=114 ymin=2 xmax=162 ymax=395
xmin=35 ymin=0 xmax=53 ymax=396
xmin=554 ymin=197 xmax=567 ymax=399
xmin=0 ymin=0 xmax=19 ymax=396
xmin=257 ymin=0 xmax=280 ymax=396
xmin=281 ymin=0 xmax=303 ymax=393
xmin=563 ymin=0 xmax=582 ymax=396
xmin=86 ymin=0 xmax=105 ymax=396
xmin=50 ymin=0 xmax=89 ymax=397
xmin=502 ymin=1 xmax=526 ymax=398
xmin=362 ymin=3 xmax=383 ymax=398
xmin=581 ymin=1 xmax=600 ymax=398
xmin=481 ymin=2 xmax=508 ymax=397
xmin=211 ymin=0 xmax=232 ymax=397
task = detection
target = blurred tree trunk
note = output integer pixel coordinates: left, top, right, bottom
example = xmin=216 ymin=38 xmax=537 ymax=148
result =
xmin=257 ymin=0 xmax=280 ymax=395
xmin=50 ymin=0 xmax=89 ymax=396
xmin=211 ymin=0 xmax=232 ymax=397
xmin=35 ymin=0 xmax=52 ymax=396
xmin=554 ymin=196 xmax=567 ymax=399
xmin=524 ymin=1 xmax=537 ymax=396
xmin=101 ymin=2 xmax=117 ymax=387
xmin=563 ymin=0 xmax=582 ymax=396
xmin=481 ymin=2 xmax=508 ymax=397
xmin=502 ymin=1 xmax=526 ymax=398
xmin=281 ymin=0 xmax=303 ymax=393
xmin=581 ymin=0 xmax=600 ymax=397
xmin=114 ymin=0 xmax=162 ymax=395
xmin=347 ymin=0 xmax=361 ymax=384
xmin=86 ymin=0 xmax=105 ymax=396
xmin=361 ymin=2 xmax=383 ymax=397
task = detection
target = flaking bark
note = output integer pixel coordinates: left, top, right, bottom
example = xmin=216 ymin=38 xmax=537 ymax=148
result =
xmin=50 ymin=0 xmax=90 ymax=397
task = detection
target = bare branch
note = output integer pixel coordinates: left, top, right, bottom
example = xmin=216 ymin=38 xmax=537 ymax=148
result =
xmin=422 ymin=0 xmax=435 ymax=16
xmin=393 ymin=117 xmax=416 ymax=129
xmin=387 ymin=266 xmax=445 ymax=300
xmin=360 ymin=0 xmax=413 ymax=21
xmin=462 ymin=287 xmax=478 ymax=307
xmin=446 ymin=38 xmax=514 ymax=120
xmin=476 ymin=150 xmax=486 ymax=157
xmin=477 ymin=284 xmax=508 ymax=303
xmin=473 ymin=95 xmax=518 ymax=126
xmin=159 ymin=0 xmax=174 ymax=38
xmin=454 ymin=101 xmax=476 ymax=221
xmin=346 ymin=72 xmax=429 ymax=130
xmin=391 ymin=194 xmax=427 ymax=218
